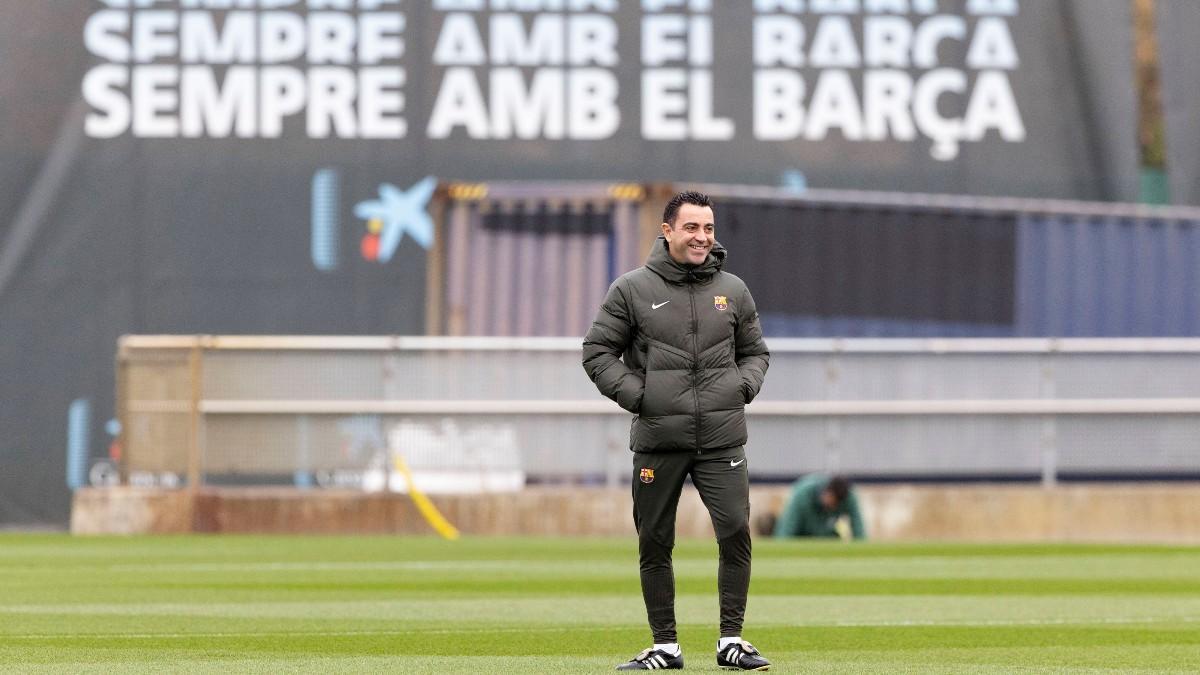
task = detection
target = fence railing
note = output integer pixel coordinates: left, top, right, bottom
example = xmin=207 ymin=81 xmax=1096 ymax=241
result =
xmin=118 ymin=336 xmax=1200 ymax=490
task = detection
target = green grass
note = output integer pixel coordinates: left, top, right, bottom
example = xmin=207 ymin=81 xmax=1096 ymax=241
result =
xmin=2 ymin=535 xmax=1199 ymax=673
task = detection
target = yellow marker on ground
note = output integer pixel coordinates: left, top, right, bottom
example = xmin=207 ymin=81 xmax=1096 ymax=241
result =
xmin=393 ymin=454 xmax=461 ymax=540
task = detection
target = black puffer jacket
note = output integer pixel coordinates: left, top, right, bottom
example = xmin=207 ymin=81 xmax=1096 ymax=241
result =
xmin=582 ymin=236 xmax=770 ymax=452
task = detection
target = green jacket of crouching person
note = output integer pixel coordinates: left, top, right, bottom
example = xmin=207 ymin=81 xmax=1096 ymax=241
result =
xmin=772 ymin=473 xmax=866 ymax=540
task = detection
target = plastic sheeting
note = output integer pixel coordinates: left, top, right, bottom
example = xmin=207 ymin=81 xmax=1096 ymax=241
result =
xmin=434 ymin=193 xmax=644 ymax=337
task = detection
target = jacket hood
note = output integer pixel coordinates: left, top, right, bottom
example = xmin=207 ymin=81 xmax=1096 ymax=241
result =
xmin=645 ymin=235 xmax=726 ymax=283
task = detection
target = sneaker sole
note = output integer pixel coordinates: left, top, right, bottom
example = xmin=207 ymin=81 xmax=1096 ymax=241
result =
xmin=719 ymin=667 xmax=769 ymax=671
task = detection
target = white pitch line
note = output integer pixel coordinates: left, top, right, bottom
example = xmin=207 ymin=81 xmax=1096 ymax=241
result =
xmin=4 ymin=616 xmax=1199 ymax=640
xmin=799 ymin=615 xmax=1200 ymax=628
xmin=106 ymin=561 xmax=551 ymax=572
xmin=0 ymin=628 xmax=562 ymax=640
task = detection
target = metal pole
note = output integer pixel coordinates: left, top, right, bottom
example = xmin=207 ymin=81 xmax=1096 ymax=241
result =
xmin=1039 ymin=357 xmax=1058 ymax=487
xmin=824 ymin=354 xmax=842 ymax=472
xmin=187 ymin=341 xmax=203 ymax=490
xmin=425 ymin=189 xmax=447 ymax=336
xmin=115 ymin=342 xmax=129 ymax=485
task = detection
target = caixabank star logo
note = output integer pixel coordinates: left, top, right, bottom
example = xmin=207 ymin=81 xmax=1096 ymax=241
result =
xmin=310 ymin=169 xmax=436 ymax=271
xmin=355 ymin=176 xmax=437 ymax=263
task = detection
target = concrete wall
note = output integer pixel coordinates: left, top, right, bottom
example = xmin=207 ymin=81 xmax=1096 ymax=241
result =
xmin=72 ymin=484 xmax=1200 ymax=543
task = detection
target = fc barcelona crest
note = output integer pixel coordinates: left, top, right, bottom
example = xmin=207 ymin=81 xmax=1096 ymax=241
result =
xmin=639 ymin=468 xmax=655 ymax=484
xmin=714 ymin=295 xmax=728 ymax=311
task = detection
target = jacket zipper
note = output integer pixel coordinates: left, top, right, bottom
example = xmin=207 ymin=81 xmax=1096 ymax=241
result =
xmin=688 ymin=274 xmax=701 ymax=453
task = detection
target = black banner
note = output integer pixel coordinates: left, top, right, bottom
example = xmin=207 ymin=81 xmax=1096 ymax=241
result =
xmin=0 ymin=0 xmax=1145 ymax=523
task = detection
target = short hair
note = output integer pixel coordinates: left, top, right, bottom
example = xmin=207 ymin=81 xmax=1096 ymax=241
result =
xmin=827 ymin=476 xmax=851 ymax=504
xmin=662 ymin=191 xmax=713 ymax=227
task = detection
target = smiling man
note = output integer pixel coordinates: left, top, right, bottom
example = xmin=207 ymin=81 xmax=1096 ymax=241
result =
xmin=582 ymin=192 xmax=772 ymax=671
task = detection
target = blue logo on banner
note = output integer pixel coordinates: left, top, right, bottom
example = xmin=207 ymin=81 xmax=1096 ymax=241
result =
xmin=311 ymin=168 xmax=341 ymax=272
xmin=67 ymin=398 xmax=90 ymax=490
xmin=355 ymin=176 xmax=437 ymax=262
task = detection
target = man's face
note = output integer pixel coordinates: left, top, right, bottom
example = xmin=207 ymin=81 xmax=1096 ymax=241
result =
xmin=662 ymin=203 xmax=715 ymax=266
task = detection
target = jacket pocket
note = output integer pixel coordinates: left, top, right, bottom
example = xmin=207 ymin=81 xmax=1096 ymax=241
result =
xmin=616 ymin=373 xmax=645 ymax=413
xmin=641 ymin=339 xmax=694 ymax=417
xmin=696 ymin=342 xmax=743 ymax=410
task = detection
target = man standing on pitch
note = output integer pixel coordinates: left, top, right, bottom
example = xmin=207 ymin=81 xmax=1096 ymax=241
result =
xmin=583 ymin=192 xmax=771 ymax=671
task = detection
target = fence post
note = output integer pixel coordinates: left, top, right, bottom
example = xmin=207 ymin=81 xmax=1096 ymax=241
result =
xmin=824 ymin=350 xmax=842 ymax=472
xmin=1039 ymin=353 xmax=1058 ymax=487
xmin=187 ymin=340 xmax=204 ymax=490
xmin=115 ymin=341 xmax=128 ymax=485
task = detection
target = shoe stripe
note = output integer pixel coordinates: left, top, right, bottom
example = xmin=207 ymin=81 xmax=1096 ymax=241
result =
xmin=656 ymin=655 xmax=666 ymax=668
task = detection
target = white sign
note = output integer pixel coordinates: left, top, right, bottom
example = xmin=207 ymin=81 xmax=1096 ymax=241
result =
xmin=81 ymin=0 xmax=1027 ymax=160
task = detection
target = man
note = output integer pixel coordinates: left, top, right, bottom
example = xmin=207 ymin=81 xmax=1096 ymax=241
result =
xmin=772 ymin=474 xmax=866 ymax=540
xmin=582 ymin=192 xmax=771 ymax=671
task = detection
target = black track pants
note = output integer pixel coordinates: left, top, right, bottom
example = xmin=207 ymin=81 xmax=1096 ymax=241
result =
xmin=631 ymin=446 xmax=752 ymax=642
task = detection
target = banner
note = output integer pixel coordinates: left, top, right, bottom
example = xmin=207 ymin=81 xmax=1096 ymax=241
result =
xmin=63 ymin=0 xmax=1140 ymax=197
xmin=0 ymin=0 xmax=1143 ymax=523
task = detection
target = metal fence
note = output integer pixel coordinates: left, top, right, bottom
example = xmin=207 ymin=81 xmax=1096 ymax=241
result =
xmin=423 ymin=182 xmax=1200 ymax=338
xmin=117 ymin=335 xmax=1200 ymax=490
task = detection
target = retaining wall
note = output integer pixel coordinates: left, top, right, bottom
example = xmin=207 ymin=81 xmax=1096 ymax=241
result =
xmin=71 ymin=484 xmax=1200 ymax=543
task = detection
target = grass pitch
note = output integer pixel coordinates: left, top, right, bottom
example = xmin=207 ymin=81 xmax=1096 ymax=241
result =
xmin=2 ymin=535 xmax=1199 ymax=673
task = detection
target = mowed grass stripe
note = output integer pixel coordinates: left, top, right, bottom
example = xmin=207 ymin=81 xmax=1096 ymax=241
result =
xmin=6 ymin=573 xmax=1200 ymax=600
xmin=7 ymin=594 xmax=1200 ymax=618
xmin=2 ymin=535 xmax=1200 ymax=671
xmin=6 ymin=614 xmax=1200 ymax=640
xmin=3 ymin=624 xmax=1199 ymax=672
xmin=6 ymin=596 xmax=1200 ymax=639
xmin=131 ymin=576 xmax=1200 ymax=596
xmin=5 ymin=551 xmax=1191 ymax=579
xmin=4 ymin=623 xmax=1200 ymax=652
xmin=1 ymin=534 xmax=1197 ymax=560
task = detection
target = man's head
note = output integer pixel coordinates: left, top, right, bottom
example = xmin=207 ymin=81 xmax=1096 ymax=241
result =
xmin=661 ymin=191 xmax=715 ymax=266
xmin=819 ymin=475 xmax=851 ymax=510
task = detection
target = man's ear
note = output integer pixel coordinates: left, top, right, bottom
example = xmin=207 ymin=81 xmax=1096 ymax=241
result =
xmin=661 ymin=221 xmax=672 ymax=237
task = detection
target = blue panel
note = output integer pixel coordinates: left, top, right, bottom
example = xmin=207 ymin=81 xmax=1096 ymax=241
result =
xmin=1016 ymin=214 xmax=1200 ymax=336
xmin=1186 ymin=224 xmax=1200 ymax=334
xmin=66 ymin=398 xmax=89 ymax=490
xmin=1098 ymin=218 xmax=1128 ymax=336
xmin=310 ymin=168 xmax=340 ymax=272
